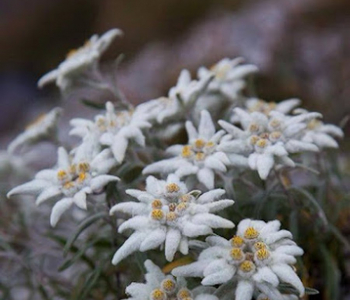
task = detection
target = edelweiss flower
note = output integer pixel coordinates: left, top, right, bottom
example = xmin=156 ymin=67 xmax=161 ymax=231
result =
xmin=172 ymin=219 xmax=304 ymax=300
xmin=137 ymin=69 xmax=212 ymax=124
xmin=125 ymin=260 xmax=218 ymax=300
xmin=245 ymin=98 xmax=301 ymax=116
xmin=110 ymin=174 xmax=234 ymax=265
xmin=7 ymin=147 xmax=119 ymax=226
xmin=38 ymin=28 xmax=123 ymax=91
xmin=143 ymin=110 xmax=229 ymax=189
xmin=293 ymin=109 xmax=344 ymax=149
xmin=197 ymin=58 xmax=258 ymax=102
xmin=218 ymin=108 xmax=321 ymax=179
xmin=70 ymin=101 xmax=151 ymax=165
xmin=8 ymin=107 xmax=62 ymax=154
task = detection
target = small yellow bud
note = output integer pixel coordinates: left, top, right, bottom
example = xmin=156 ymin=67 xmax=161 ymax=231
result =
xmin=250 ymin=135 xmax=259 ymax=145
xmin=239 ymin=260 xmax=255 ymax=272
xmin=181 ymin=145 xmax=193 ymax=158
xmin=168 ymin=203 xmax=177 ymax=212
xmin=195 ymin=152 xmax=205 ymax=161
xmin=150 ymin=289 xmax=166 ymax=300
xmin=57 ymin=170 xmax=68 ymax=180
xmin=180 ymin=194 xmax=191 ymax=202
xmin=230 ymin=248 xmax=244 ymax=261
xmin=78 ymin=162 xmax=90 ymax=172
xmin=63 ymin=181 xmax=74 ymax=189
xmin=253 ymin=242 xmax=266 ymax=250
xmin=77 ymin=172 xmax=87 ymax=183
xmin=206 ymin=141 xmax=215 ymax=148
xmin=256 ymin=139 xmax=268 ymax=148
xmin=256 ymin=248 xmax=270 ymax=261
xmin=269 ymin=119 xmax=280 ymax=129
xmin=194 ymin=139 xmax=206 ymax=149
xmin=176 ymin=202 xmax=188 ymax=212
xmin=152 ymin=199 xmax=163 ymax=209
xmin=151 ymin=209 xmax=164 ymax=221
xmin=249 ymin=123 xmax=260 ymax=133
xmin=244 ymin=227 xmax=259 ymax=240
xmin=177 ymin=289 xmax=192 ymax=300
xmin=231 ymin=236 xmax=244 ymax=247
xmin=161 ymin=278 xmax=176 ymax=293
xmin=166 ymin=183 xmax=180 ymax=193
xmin=166 ymin=212 xmax=178 ymax=221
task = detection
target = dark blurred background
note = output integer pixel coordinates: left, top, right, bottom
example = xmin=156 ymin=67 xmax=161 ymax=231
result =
xmin=0 ymin=0 xmax=349 ymax=140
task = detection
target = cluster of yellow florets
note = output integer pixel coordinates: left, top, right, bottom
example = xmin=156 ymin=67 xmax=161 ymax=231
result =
xmin=56 ymin=162 xmax=90 ymax=192
xmin=181 ymin=138 xmax=216 ymax=162
xmin=150 ymin=279 xmax=193 ymax=300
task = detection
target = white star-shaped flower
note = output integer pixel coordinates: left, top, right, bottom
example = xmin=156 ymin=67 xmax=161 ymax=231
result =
xmin=109 ymin=174 xmax=234 ymax=265
xmin=136 ymin=69 xmax=212 ymax=124
xmin=218 ymin=108 xmax=321 ymax=179
xmin=125 ymin=260 xmax=218 ymax=300
xmin=8 ymin=107 xmax=62 ymax=154
xmin=172 ymin=219 xmax=305 ymax=300
xmin=70 ymin=101 xmax=151 ymax=165
xmin=245 ymin=98 xmax=301 ymax=116
xmin=197 ymin=58 xmax=258 ymax=102
xmin=293 ymin=109 xmax=344 ymax=149
xmin=38 ymin=28 xmax=123 ymax=91
xmin=143 ymin=110 xmax=230 ymax=189
xmin=7 ymin=147 xmax=119 ymax=226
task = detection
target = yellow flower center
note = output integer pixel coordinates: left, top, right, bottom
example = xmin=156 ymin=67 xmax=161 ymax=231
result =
xmin=181 ymin=145 xmax=193 ymax=158
xmin=77 ymin=172 xmax=87 ymax=183
xmin=231 ymin=236 xmax=244 ymax=247
xmin=249 ymin=123 xmax=260 ymax=133
xmin=230 ymin=248 xmax=244 ymax=260
xmin=78 ymin=162 xmax=90 ymax=172
xmin=63 ymin=181 xmax=74 ymax=189
xmin=57 ymin=170 xmax=68 ymax=181
xmin=195 ymin=152 xmax=205 ymax=161
xmin=256 ymin=248 xmax=270 ymax=261
xmin=269 ymin=131 xmax=281 ymax=140
xmin=166 ymin=212 xmax=178 ymax=221
xmin=161 ymin=278 xmax=176 ymax=293
xmin=259 ymin=132 xmax=269 ymax=139
xmin=269 ymin=119 xmax=280 ymax=129
xmin=150 ymin=289 xmax=166 ymax=300
xmin=250 ymin=135 xmax=259 ymax=145
xmin=206 ymin=141 xmax=215 ymax=148
xmin=256 ymin=139 xmax=268 ymax=148
xmin=176 ymin=202 xmax=188 ymax=212
xmin=180 ymin=194 xmax=191 ymax=202
xmin=254 ymin=242 xmax=266 ymax=250
xmin=69 ymin=164 xmax=77 ymax=174
xmin=244 ymin=227 xmax=259 ymax=240
xmin=166 ymin=183 xmax=180 ymax=193
xmin=177 ymin=289 xmax=192 ymax=300
xmin=307 ymin=119 xmax=321 ymax=130
xmin=152 ymin=199 xmax=163 ymax=209
xmin=194 ymin=139 xmax=206 ymax=149
xmin=239 ymin=260 xmax=255 ymax=272
xmin=151 ymin=209 xmax=164 ymax=221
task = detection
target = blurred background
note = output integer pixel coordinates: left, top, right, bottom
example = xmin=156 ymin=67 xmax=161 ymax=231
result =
xmin=0 ymin=1 xmax=350 ymax=299
xmin=0 ymin=0 xmax=349 ymax=141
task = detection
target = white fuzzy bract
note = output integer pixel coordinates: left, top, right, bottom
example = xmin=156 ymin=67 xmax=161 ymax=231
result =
xmin=137 ymin=69 xmax=212 ymax=124
xmin=70 ymin=101 xmax=151 ymax=166
xmin=8 ymin=107 xmax=62 ymax=154
xmin=125 ymin=260 xmax=218 ymax=300
xmin=143 ymin=110 xmax=230 ymax=189
xmin=218 ymin=108 xmax=322 ymax=179
xmin=38 ymin=28 xmax=123 ymax=91
xmin=109 ymin=174 xmax=234 ymax=265
xmin=7 ymin=147 xmax=119 ymax=226
xmin=172 ymin=219 xmax=304 ymax=300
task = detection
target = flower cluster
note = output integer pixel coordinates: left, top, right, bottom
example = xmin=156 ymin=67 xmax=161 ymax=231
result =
xmin=110 ymin=174 xmax=234 ymax=264
xmin=173 ymin=219 xmax=304 ymax=300
xmin=3 ymin=27 xmax=344 ymax=299
xmin=125 ymin=260 xmax=218 ymax=300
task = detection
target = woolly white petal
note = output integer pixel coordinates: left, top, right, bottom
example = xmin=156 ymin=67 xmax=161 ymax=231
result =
xmin=73 ymin=191 xmax=87 ymax=210
xmin=285 ymin=140 xmax=319 ymax=153
xmin=182 ymin=222 xmax=212 ymax=237
xmin=205 ymin=156 xmax=227 ymax=172
xmin=139 ymin=228 xmax=166 ymax=251
xmin=204 ymin=259 xmax=231 ymax=277
xmin=57 ymin=147 xmax=70 ymax=169
xmin=112 ymin=231 xmax=146 ymax=265
xmin=172 ymin=261 xmax=211 ymax=277
xmin=118 ymin=216 xmax=150 ymax=233
xmin=7 ymin=180 xmax=50 ymax=198
xmin=36 ymin=186 xmax=62 ymax=205
xmin=202 ymin=265 xmax=235 ymax=285
xmin=112 ymin=137 xmax=129 ymax=163
xmin=256 ymin=153 xmax=274 ymax=180
xmin=197 ymin=189 xmax=225 ymax=204
xmin=197 ymin=168 xmax=215 ymax=189
xmin=90 ymin=175 xmax=119 ymax=191
xmin=143 ymin=158 xmax=178 ymax=175
xmin=50 ymin=198 xmax=73 ymax=227
xmin=218 ymin=120 xmax=245 ymax=138
xmin=165 ymin=228 xmax=182 ymax=261
xmin=186 ymin=121 xmax=199 ymax=141
xmin=199 ymin=110 xmax=215 ymax=140
xmin=192 ymin=213 xmax=234 ymax=229
xmin=235 ymin=280 xmax=254 ymax=300
xmin=271 ymin=264 xmax=304 ymax=296
xmin=109 ymin=202 xmax=147 ymax=216
xmin=38 ymin=69 xmax=59 ymax=88
xmin=206 ymin=199 xmax=235 ymax=212
xmin=253 ymin=266 xmax=279 ymax=286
